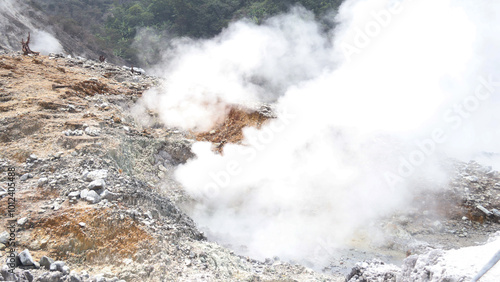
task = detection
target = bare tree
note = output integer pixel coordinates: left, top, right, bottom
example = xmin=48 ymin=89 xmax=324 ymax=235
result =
xmin=21 ymin=32 xmax=40 ymax=56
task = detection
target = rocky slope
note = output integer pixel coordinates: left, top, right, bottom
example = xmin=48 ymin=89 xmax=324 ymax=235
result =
xmin=0 ymin=51 xmax=344 ymax=282
xmin=0 ymin=51 xmax=499 ymax=282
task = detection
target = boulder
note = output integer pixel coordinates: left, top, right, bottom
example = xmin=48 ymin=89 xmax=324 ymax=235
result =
xmin=88 ymin=179 xmax=106 ymax=190
xmin=39 ymin=256 xmax=54 ymax=269
xmin=18 ymin=249 xmax=35 ymax=266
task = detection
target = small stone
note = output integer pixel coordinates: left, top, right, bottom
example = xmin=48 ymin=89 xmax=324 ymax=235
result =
xmin=100 ymin=189 xmax=117 ymax=201
xmin=22 ymin=270 xmax=34 ymax=282
xmin=432 ymin=220 xmax=443 ymax=231
xmin=62 ymin=265 xmax=70 ymax=275
xmin=1 ymin=264 xmax=16 ymax=281
xmin=79 ymin=222 xmax=86 ymax=228
xmin=85 ymin=190 xmax=101 ymax=204
xmin=54 ymin=152 xmax=64 ymax=159
xmin=49 ymin=271 xmax=63 ymax=281
xmin=0 ymin=231 xmax=9 ymax=244
xmin=158 ymin=164 xmax=167 ymax=172
xmin=69 ymin=273 xmax=82 ymax=282
xmin=40 ymin=256 xmax=54 ymax=269
xmin=20 ymin=173 xmax=32 ymax=181
xmin=88 ymin=179 xmax=106 ymax=190
xmin=50 ymin=261 xmax=65 ymax=272
xmin=465 ymin=176 xmax=478 ymax=182
xmin=17 ymin=217 xmax=28 ymax=226
xmin=68 ymin=191 xmax=80 ymax=198
xmin=80 ymin=271 xmax=90 ymax=280
xmin=84 ymin=127 xmax=100 ymax=137
xmin=80 ymin=189 xmax=89 ymax=199
xmin=29 ymin=154 xmax=38 ymax=160
xmin=462 ymin=216 xmax=468 ymax=221
xmin=37 ymin=177 xmax=49 ymax=187
xmin=83 ymin=169 xmax=108 ymax=182
xmin=19 ymin=249 xmax=35 ymax=266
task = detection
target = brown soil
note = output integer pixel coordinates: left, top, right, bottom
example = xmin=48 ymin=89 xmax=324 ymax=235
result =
xmin=30 ymin=207 xmax=152 ymax=263
xmin=0 ymin=54 xmax=136 ymax=161
xmin=195 ymin=106 xmax=271 ymax=153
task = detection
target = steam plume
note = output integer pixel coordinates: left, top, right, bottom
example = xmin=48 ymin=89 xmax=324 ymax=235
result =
xmin=139 ymin=0 xmax=500 ymax=267
xmin=30 ymin=30 xmax=64 ymax=55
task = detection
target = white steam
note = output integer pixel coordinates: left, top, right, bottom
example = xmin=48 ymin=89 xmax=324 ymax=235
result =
xmin=30 ymin=30 xmax=64 ymax=55
xmin=140 ymin=0 xmax=500 ymax=267
xmin=141 ymin=8 xmax=333 ymax=131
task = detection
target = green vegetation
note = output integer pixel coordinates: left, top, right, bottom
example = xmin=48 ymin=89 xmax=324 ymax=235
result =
xmin=33 ymin=0 xmax=343 ymax=65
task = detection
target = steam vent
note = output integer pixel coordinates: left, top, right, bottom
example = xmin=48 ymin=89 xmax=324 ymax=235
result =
xmin=1 ymin=0 xmax=500 ymax=281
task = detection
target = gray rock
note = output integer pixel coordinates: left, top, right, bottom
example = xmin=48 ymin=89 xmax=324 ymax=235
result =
xmin=20 ymin=173 xmax=33 ymax=181
xmin=49 ymin=261 xmax=65 ymax=272
xmin=69 ymin=273 xmax=82 ymax=282
xmin=36 ymin=272 xmax=50 ymax=282
xmin=1 ymin=264 xmax=16 ymax=281
xmin=18 ymin=249 xmax=35 ymax=266
xmin=85 ymin=190 xmax=101 ymax=204
xmin=83 ymin=169 xmax=108 ymax=182
xmin=62 ymin=265 xmax=70 ymax=275
xmin=94 ymin=274 xmax=106 ymax=282
xmin=464 ymin=176 xmax=478 ymax=182
xmin=84 ymin=127 xmax=100 ymax=137
xmin=63 ymin=129 xmax=84 ymax=136
xmin=53 ymin=152 xmax=64 ymax=159
xmin=100 ymin=189 xmax=118 ymax=201
xmin=22 ymin=270 xmax=34 ymax=282
xmin=0 ymin=231 xmax=9 ymax=244
xmin=80 ymin=271 xmax=90 ymax=280
xmin=40 ymin=256 xmax=54 ymax=269
xmin=68 ymin=191 xmax=80 ymax=198
xmin=80 ymin=189 xmax=89 ymax=199
xmin=38 ymin=177 xmax=49 ymax=187
xmin=48 ymin=271 xmax=64 ymax=282
xmin=347 ymin=259 xmax=400 ymax=282
xmin=53 ymin=203 xmax=61 ymax=211
xmin=17 ymin=217 xmax=28 ymax=226
xmin=88 ymin=179 xmax=106 ymax=190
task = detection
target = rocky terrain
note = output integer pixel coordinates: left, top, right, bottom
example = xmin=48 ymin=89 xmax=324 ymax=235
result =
xmin=0 ymin=51 xmax=499 ymax=282
xmin=0 ymin=51 xmax=345 ymax=281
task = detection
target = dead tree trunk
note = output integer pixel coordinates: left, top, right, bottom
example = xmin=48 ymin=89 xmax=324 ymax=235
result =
xmin=21 ymin=32 xmax=40 ymax=56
